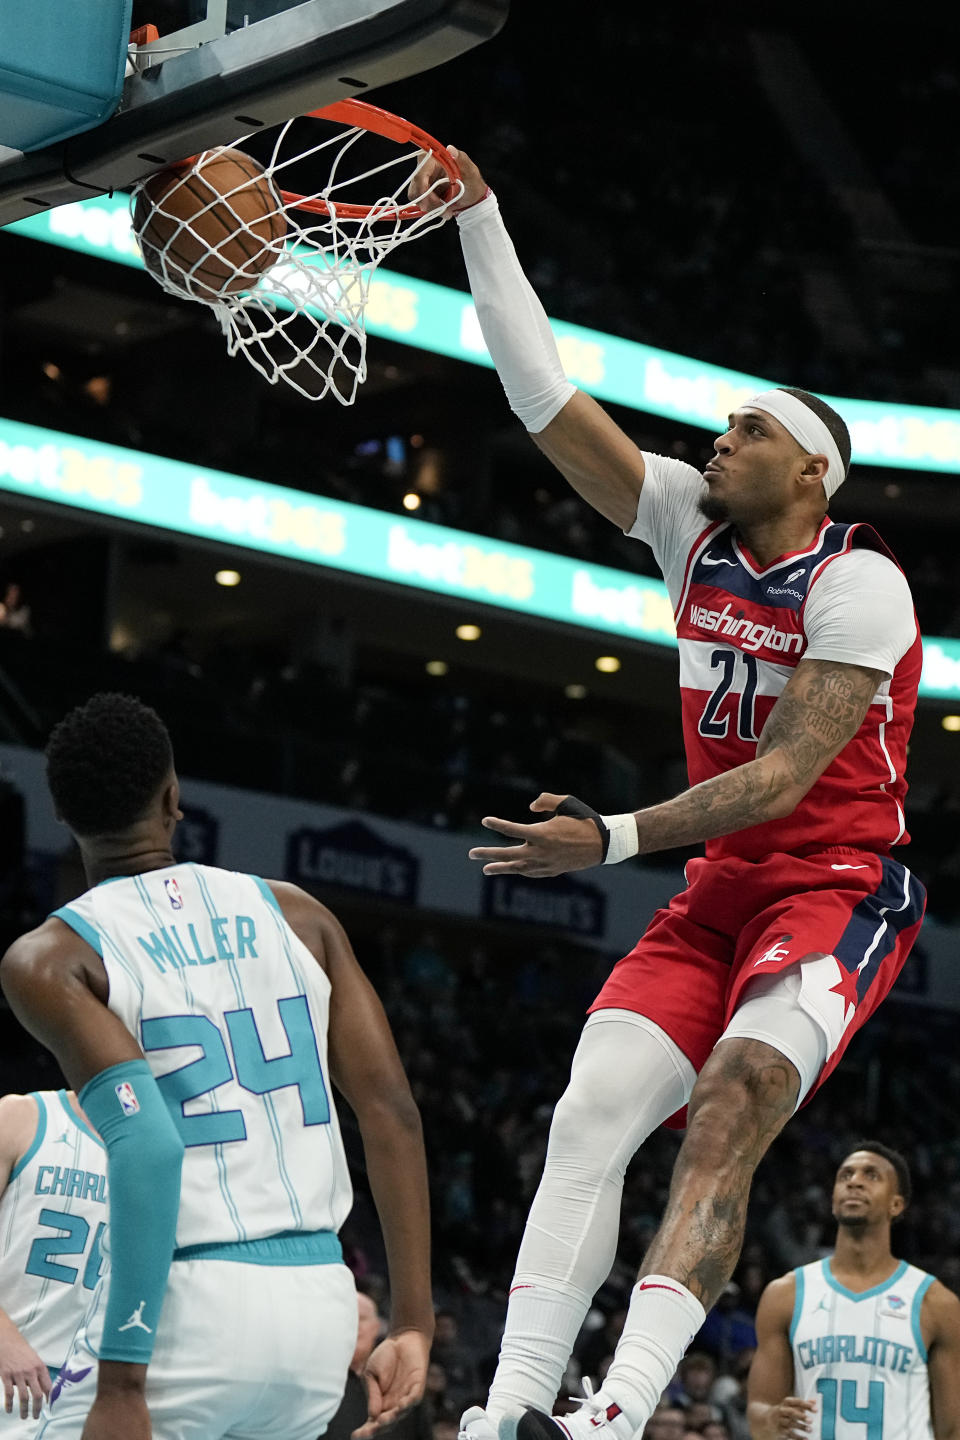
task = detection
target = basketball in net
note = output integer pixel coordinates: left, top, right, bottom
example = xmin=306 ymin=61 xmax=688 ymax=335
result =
xmin=133 ymin=149 xmax=287 ymax=300
xmin=130 ymin=100 xmax=464 ymax=404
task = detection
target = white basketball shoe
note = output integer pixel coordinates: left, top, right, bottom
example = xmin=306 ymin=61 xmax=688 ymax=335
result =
xmin=460 ymin=1409 xmax=500 ymax=1440
xmin=513 ymin=1387 xmax=636 ymax=1440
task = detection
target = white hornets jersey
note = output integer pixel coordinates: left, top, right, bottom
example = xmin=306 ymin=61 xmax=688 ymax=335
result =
xmin=52 ymin=864 xmax=352 ymax=1251
xmin=791 ymin=1257 xmax=934 ymax=1439
xmin=0 ymin=1091 xmax=107 ymax=1371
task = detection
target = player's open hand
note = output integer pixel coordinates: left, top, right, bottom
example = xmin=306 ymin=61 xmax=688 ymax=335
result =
xmin=408 ymin=144 xmax=488 ymax=215
xmin=468 ymin=792 xmax=605 ymax=877
xmin=355 ymin=1329 xmax=431 ymax=1438
xmin=770 ymin=1396 xmax=817 ymax=1438
xmin=0 ymin=1318 xmax=51 ymax=1419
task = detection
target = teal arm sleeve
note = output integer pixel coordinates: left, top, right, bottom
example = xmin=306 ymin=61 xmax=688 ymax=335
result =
xmin=79 ymin=1058 xmax=184 ymax=1363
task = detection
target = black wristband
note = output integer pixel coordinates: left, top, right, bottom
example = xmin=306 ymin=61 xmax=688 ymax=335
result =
xmin=553 ymin=795 xmax=610 ymax=862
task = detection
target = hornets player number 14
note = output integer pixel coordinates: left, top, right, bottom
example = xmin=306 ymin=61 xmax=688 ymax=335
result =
xmin=748 ymin=1145 xmax=960 ymax=1440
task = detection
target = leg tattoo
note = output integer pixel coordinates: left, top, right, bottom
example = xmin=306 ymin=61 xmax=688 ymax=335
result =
xmin=641 ymin=1037 xmax=800 ymax=1307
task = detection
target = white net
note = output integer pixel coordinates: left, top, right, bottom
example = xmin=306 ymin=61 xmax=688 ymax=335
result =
xmin=129 ymin=105 xmax=464 ymax=403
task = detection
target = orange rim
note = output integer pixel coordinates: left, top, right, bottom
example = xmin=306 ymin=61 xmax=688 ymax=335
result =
xmin=275 ymin=98 xmax=461 ymax=220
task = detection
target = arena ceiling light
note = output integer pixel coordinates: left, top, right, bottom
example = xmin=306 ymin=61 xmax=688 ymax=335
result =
xmin=595 ymin=656 xmax=621 ymax=674
xmin=215 ymin=568 xmax=241 ymax=587
xmin=941 ymin=715 xmax=960 ymax=732
xmin=425 ymin=659 xmax=448 ymax=676
xmin=455 ymin=623 xmax=481 ymax=641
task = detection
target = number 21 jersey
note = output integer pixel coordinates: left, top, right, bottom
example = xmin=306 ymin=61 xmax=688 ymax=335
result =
xmin=627 ymin=455 xmax=921 ymax=862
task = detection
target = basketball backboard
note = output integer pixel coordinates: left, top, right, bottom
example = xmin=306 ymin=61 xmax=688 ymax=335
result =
xmin=0 ymin=0 xmax=507 ymax=228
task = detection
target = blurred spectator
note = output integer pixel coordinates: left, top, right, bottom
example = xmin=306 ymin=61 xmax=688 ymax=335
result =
xmin=668 ymin=1353 xmax=721 ymax=1414
xmin=709 ymin=1348 xmax=754 ymax=1440
xmin=762 ymin=1186 xmax=831 ymax=1271
xmin=683 ymin=1403 xmax=723 ymax=1431
xmin=430 ymin=1311 xmax=478 ymax=1416
xmin=424 ymin=1361 xmax=454 ymax=1425
xmin=575 ymin=1305 xmax=627 ymax=1381
xmin=642 ymin=1404 xmax=687 ymax=1440
xmin=0 ymin=581 xmax=31 ymax=636
xmin=693 ymin=1283 xmax=756 ymax=1367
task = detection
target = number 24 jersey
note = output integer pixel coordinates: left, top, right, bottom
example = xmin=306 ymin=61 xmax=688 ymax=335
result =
xmin=53 ymin=864 xmax=352 ymax=1250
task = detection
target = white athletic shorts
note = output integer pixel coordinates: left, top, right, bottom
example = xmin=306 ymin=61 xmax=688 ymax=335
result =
xmin=36 ymin=1254 xmax=357 ymax=1440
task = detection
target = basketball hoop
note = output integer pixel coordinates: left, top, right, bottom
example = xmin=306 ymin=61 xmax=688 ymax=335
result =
xmin=129 ymin=99 xmax=463 ymax=403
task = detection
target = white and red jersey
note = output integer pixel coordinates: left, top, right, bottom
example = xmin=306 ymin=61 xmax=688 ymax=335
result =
xmin=628 ymin=455 xmax=922 ymax=862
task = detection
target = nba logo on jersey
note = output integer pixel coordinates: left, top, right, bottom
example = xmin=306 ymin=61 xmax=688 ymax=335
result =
xmin=115 ymin=1082 xmax=140 ymax=1115
xmin=164 ymin=877 xmax=184 ymax=910
xmin=887 ymin=1294 xmax=905 ymax=1310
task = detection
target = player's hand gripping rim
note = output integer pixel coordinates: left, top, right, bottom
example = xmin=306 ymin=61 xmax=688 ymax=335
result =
xmin=408 ymin=144 xmax=489 ymax=215
xmin=468 ymin=793 xmax=607 ymax=877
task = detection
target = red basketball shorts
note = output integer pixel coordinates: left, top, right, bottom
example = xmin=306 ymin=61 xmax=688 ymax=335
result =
xmin=590 ymin=849 xmax=925 ymax=1103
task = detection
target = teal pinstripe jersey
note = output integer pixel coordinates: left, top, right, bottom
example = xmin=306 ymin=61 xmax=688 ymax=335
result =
xmin=0 ymin=1091 xmax=106 ymax=1368
xmin=790 ymin=1257 xmax=934 ymax=1439
xmin=52 ymin=864 xmax=352 ymax=1249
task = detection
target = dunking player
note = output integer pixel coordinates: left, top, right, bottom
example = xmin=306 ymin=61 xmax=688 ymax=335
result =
xmin=411 ymin=156 xmax=926 ymax=1440
xmin=0 ymin=693 xmax=433 ymax=1440
xmin=749 ymin=1143 xmax=960 ymax=1437
xmin=0 ymin=1090 xmax=106 ymax=1434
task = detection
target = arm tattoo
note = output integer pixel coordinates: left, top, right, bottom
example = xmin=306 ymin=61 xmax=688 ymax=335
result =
xmin=632 ymin=659 xmax=883 ymax=853
xmin=756 ymin=660 xmax=883 ymax=784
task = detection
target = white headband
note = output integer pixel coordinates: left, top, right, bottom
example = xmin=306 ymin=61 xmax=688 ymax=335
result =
xmin=746 ymin=389 xmax=847 ymax=500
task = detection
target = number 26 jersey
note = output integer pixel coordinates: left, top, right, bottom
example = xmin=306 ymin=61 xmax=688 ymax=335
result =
xmin=0 ymin=1090 xmax=106 ymax=1373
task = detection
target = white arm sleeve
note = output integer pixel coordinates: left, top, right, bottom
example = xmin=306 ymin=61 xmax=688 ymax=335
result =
xmin=456 ymin=193 xmax=576 ymax=432
xmin=804 ymin=549 xmax=917 ymax=676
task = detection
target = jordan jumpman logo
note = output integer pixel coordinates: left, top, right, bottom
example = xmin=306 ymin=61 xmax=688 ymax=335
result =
xmin=118 ymin=1300 xmax=152 ymax=1334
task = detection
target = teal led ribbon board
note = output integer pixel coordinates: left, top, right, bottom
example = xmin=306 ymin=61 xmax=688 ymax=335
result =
xmin=8 ymin=195 xmax=960 ymax=476
xmin=3 ymin=413 xmax=960 ymax=698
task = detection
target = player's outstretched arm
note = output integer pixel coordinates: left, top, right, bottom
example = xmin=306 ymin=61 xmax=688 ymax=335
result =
xmin=267 ymin=884 xmax=434 ymax=1436
xmin=411 ymin=145 xmax=646 ymax=531
xmin=1 ymin=923 xmax=185 ymax=1440
xmin=469 ymin=657 xmax=883 ymax=876
xmin=924 ymin=1280 xmax=960 ymax=1440
xmin=746 ymin=1276 xmax=816 ymax=1439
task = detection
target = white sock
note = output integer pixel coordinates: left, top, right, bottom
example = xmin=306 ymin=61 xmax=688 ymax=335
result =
xmin=487 ymin=1281 xmax=589 ymax=1423
xmin=596 ymin=1276 xmax=706 ymax=1428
